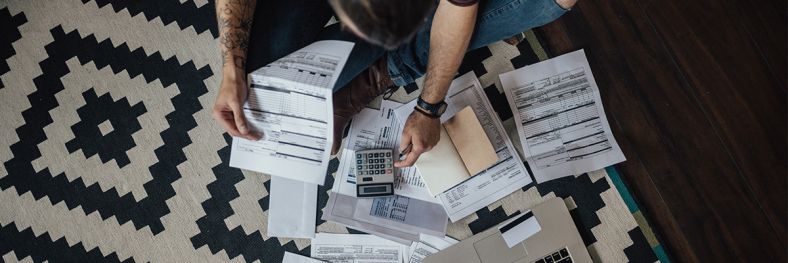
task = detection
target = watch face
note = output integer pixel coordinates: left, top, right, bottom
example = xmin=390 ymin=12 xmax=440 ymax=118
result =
xmin=437 ymin=103 xmax=447 ymax=114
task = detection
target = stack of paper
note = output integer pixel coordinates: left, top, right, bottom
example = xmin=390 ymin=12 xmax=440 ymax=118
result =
xmin=230 ymin=40 xmax=354 ymax=185
xmin=323 ymin=101 xmax=449 ymax=244
xmin=229 ymin=40 xmax=355 ymax=239
xmin=283 ymin=252 xmax=326 ymax=263
xmin=393 ymin=72 xmax=533 ymax=222
xmin=310 ymin=233 xmax=409 ymax=263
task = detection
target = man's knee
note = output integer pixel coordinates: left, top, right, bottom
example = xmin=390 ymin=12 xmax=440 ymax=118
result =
xmin=555 ymin=0 xmax=577 ymax=10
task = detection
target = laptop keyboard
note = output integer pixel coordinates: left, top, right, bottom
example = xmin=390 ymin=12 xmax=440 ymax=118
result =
xmin=534 ymin=247 xmax=573 ymax=263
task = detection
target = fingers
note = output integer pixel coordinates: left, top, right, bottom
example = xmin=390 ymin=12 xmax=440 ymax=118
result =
xmin=228 ymin=101 xmax=262 ymax=140
xmin=395 ymin=141 xmax=426 ymax=168
xmin=213 ymin=110 xmax=242 ymax=136
xmin=213 ymin=106 xmax=261 ymax=141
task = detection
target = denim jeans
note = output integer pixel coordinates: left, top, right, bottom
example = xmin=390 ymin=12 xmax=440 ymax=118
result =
xmin=244 ymin=0 xmax=568 ymax=92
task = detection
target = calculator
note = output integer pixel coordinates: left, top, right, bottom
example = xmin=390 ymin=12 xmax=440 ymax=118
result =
xmin=354 ymin=149 xmax=396 ymax=198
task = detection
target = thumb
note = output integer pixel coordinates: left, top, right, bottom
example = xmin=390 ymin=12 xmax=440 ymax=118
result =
xmin=231 ymin=102 xmax=249 ymax=135
xmin=399 ymin=132 xmax=412 ymax=155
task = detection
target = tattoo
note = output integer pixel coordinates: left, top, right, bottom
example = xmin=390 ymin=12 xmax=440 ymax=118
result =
xmin=217 ymin=0 xmax=255 ymax=69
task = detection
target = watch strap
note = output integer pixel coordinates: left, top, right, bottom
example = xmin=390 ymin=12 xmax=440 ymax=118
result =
xmin=416 ymin=97 xmax=447 ymax=117
xmin=414 ymin=106 xmax=440 ymax=119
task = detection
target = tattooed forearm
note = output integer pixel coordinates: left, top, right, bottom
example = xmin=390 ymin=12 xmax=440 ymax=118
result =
xmin=216 ymin=0 xmax=256 ymax=70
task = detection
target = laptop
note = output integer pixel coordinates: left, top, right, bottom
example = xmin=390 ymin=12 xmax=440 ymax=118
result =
xmin=424 ymin=197 xmax=592 ymax=263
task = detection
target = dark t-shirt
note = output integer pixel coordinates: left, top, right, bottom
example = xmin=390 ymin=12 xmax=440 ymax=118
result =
xmin=447 ymin=0 xmax=479 ymax=6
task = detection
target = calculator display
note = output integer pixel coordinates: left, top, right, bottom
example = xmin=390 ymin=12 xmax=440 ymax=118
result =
xmin=362 ymin=186 xmax=388 ymax=193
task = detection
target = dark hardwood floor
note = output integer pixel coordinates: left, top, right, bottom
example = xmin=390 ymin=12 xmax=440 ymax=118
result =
xmin=534 ymin=0 xmax=786 ymax=261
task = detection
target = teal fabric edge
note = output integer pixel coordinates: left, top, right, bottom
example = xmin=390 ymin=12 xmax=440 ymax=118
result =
xmin=605 ymin=166 xmax=638 ymax=213
xmin=653 ymin=245 xmax=670 ymax=263
xmin=605 ymin=166 xmax=672 ymax=263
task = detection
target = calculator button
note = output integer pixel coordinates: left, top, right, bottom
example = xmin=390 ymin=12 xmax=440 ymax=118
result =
xmin=386 ymin=169 xmax=392 ymax=174
xmin=386 ymin=152 xmax=391 ymax=157
xmin=356 ymin=160 xmax=362 ymax=164
xmin=356 ymin=154 xmax=362 ymax=159
xmin=357 ymin=165 xmax=362 ymax=170
xmin=386 ymin=164 xmax=392 ymax=168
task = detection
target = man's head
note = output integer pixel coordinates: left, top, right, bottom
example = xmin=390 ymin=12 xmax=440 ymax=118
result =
xmin=329 ymin=0 xmax=435 ymax=50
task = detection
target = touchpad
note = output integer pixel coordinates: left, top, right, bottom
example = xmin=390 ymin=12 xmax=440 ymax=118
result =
xmin=473 ymin=233 xmax=526 ymax=262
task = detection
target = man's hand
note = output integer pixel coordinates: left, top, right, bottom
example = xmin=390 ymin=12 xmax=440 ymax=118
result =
xmin=213 ymin=0 xmax=257 ymax=140
xmin=395 ymin=111 xmax=441 ymax=167
xmin=392 ymin=0 xmax=478 ymax=167
xmin=212 ymin=72 xmax=260 ymax=141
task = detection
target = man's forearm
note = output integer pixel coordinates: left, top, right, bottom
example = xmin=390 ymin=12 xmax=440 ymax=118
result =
xmin=216 ymin=0 xmax=256 ymax=77
xmin=420 ymin=0 xmax=478 ymax=104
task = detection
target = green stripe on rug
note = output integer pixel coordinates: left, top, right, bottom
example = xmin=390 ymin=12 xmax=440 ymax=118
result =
xmin=524 ymin=30 xmax=549 ymax=61
xmin=606 ymin=166 xmax=671 ymax=263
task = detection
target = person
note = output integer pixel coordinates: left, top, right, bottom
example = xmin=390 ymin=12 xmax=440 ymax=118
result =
xmin=212 ymin=0 xmax=575 ymax=168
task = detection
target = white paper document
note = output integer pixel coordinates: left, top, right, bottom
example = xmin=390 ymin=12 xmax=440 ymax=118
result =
xmin=283 ymin=252 xmax=326 ymax=263
xmin=310 ymin=233 xmax=408 ymax=263
xmin=230 ymin=40 xmax=354 ymax=185
xmin=406 ymin=235 xmax=459 ymax=263
xmin=416 ymin=234 xmax=458 ymax=250
xmin=394 ymin=72 xmax=533 ymax=222
xmin=267 ymin=176 xmax=317 ymax=239
xmin=500 ymin=49 xmax=625 ymax=182
xmin=407 ymin=242 xmax=437 ymax=263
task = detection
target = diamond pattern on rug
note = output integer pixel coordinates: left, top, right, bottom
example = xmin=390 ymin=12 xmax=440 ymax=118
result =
xmin=0 ymin=0 xmax=663 ymax=262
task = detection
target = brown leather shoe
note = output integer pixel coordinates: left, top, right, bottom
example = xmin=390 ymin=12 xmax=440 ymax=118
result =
xmin=331 ymin=57 xmax=395 ymax=155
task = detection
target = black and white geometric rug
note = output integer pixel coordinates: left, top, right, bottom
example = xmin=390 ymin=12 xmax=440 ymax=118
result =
xmin=0 ymin=1 xmax=667 ymax=262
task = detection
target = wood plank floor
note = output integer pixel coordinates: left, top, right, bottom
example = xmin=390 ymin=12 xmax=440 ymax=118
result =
xmin=534 ymin=0 xmax=786 ymax=261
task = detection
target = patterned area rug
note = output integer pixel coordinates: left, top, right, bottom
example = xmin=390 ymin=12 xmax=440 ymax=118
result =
xmin=0 ymin=1 xmax=668 ymax=262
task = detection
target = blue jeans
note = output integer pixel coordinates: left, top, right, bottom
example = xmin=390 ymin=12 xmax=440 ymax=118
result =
xmin=245 ymin=0 xmax=568 ymax=91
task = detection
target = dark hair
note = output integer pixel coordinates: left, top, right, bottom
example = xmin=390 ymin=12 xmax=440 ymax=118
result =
xmin=330 ymin=0 xmax=435 ymax=50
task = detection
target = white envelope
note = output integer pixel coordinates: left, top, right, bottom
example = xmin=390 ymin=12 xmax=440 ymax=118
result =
xmin=267 ymin=176 xmax=317 ymax=238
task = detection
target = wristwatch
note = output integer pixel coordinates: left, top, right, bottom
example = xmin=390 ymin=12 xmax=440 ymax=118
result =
xmin=414 ymin=96 xmax=447 ymax=118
